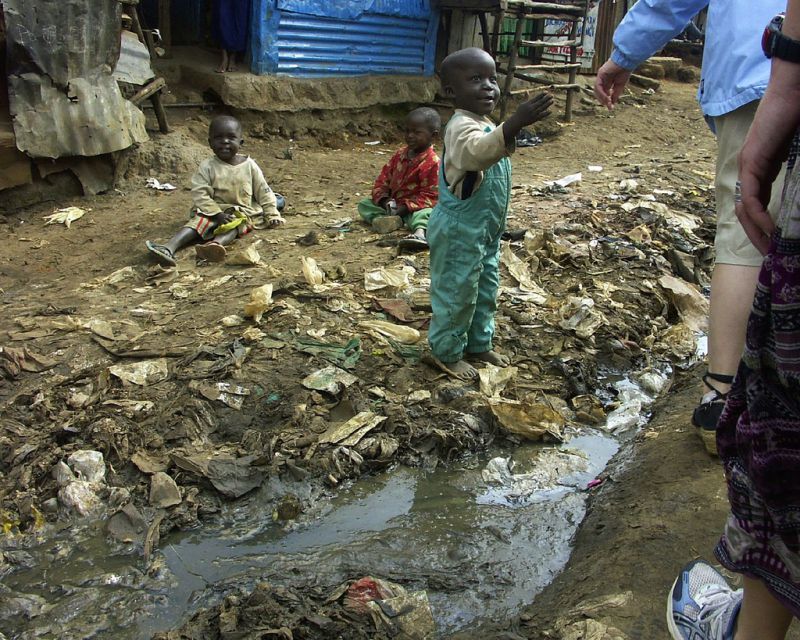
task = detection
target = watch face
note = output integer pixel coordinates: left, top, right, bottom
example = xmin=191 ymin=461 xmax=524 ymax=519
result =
xmin=763 ymin=13 xmax=786 ymax=58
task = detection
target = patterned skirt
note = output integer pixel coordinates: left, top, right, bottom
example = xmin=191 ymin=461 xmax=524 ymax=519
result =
xmin=714 ymin=161 xmax=800 ymax=616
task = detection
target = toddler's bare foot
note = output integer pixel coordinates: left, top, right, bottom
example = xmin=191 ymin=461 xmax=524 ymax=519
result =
xmin=468 ymin=350 xmax=510 ymax=366
xmin=424 ymin=355 xmax=478 ymax=381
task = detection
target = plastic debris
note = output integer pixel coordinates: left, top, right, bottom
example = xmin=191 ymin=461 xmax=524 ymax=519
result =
xmin=301 ymin=366 xmax=357 ymax=394
xmin=659 ymin=275 xmax=708 ymax=332
xmin=145 ymin=177 xmax=177 ymax=191
xmin=301 ymin=256 xmax=325 ymax=286
xmin=559 ymin=297 xmax=607 ymax=339
xmin=478 ymin=364 xmax=518 ymax=397
xmin=190 ymin=380 xmax=251 ymax=410
xmin=587 ymin=165 xmax=603 ymax=172
xmin=318 ymin=411 xmax=387 ymax=446
xmin=227 ymin=242 xmax=261 ymax=266
xmin=546 ymin=173 xmax=582 ymax=188
xmin=489 ymin=399 xmax=565 ymax=441
xmin=43 ymin=206 xmax=87 ymax=228
xmin=295 ymin=337 xmax=361 ymax=369
xmin=359 ymin=319 xmax=421 ymax=344
xmin=364 ymin=265 xmax=415 ymax=292
xmin=108 ymin=358 xmax=169 ymax=386
xmin=243 ymin=284 xmax=273 ymax=323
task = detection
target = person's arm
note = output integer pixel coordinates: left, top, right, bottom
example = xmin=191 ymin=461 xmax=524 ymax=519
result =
xmin=371 ymin=154 xmax=396 ymax=207
xmin=191 ymin=162 xmax=223 ymax=216
xmin=396 ymin=152 xmax=439 ymax=214
xmin=595 ymin=0 xmax=709 ymax=109
xmin=737 ymin=0 xmax=800 ymax=253
xmin=252 ymin=162 xmax=283 ymax=225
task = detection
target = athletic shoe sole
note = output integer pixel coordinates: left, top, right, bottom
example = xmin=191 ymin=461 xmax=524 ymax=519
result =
xmin=666 ymin=573 xmax=685 ymax=639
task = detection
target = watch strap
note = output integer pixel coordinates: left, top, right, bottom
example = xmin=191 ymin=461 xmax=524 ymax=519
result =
xmin=773 ymin=30 xmax=800 ymax=63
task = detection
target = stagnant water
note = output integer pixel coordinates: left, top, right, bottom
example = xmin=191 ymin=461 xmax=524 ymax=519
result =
xmin=2 ymin=428 xmax=621 ymax=639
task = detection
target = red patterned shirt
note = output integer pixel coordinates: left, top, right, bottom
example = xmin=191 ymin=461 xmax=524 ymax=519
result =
xmin=371 ymin=145 xmax=440 ymax=213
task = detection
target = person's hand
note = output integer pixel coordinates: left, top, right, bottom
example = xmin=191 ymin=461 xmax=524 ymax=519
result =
xmin=594 ymin=59 xmax=632 ymax=110
xmin=736 ymin=139 xmax=783 ymax=255
xmin=218 ymin=210 xmax=236 ymax=225
xmin=511 ymin=92 xmax=553 ymax=128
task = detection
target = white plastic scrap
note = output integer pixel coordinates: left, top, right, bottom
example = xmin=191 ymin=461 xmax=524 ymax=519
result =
xmin=44 ymin=207 xmax=87 ymax=228
xmin=146 ymin=177 xmax=177 ymax=191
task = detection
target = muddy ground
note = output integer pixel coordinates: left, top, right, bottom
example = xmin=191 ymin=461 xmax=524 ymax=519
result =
xmin=0 ymin=77 xmax=758 ymax=638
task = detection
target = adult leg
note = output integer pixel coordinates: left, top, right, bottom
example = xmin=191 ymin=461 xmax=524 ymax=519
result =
xmin=698 ymin=102 xmax=786 ymax=450
xmin=734 ymin=577 xmax=793 ymax=640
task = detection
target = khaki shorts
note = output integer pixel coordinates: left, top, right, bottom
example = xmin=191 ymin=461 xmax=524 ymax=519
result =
xmin=713 ymin=101 xmax=786 ymax=266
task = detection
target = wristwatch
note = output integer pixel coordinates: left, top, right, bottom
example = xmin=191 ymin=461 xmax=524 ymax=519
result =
xmin=763 ymin=13 xmax=800 ymax=62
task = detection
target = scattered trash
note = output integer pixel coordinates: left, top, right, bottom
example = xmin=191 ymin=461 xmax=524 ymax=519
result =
xmin=545 ymin=172 xmax=582 ymax=188
xmin=301 ymin=256 xmax=325 ymax=286
xmin=478 ymin=364 xmax=518 ymax=397
xmin=145 ymin=177 xmax=177 ymax=191
xmin=587 ymin=165 xmax=603 ymax=172
xmin=295 ymin=337 xmax=361 ymax=369
xmin=43 ymin=206 xmax=87 ymax=228
xmin=659 ymin=275 xmax=708 ymax=332
xmin=516 ymin=129 xmax=542 ymax=147
xmin=301 ymin=366 xmax=358 ymax=394
xmin=359 ymin=319 xmax=421 ymax=344
xmin=364 ymin=265 xmax=415 ymax=292
xmin=190 ymin=380 xmax=251 ymax=410
xmin=318 ymin=411 xmax=387 ymax=446
xmin=243 ymin=284 xmax=273 ymax=323
xmin=227 ymin=242 xmax=261 ymax=266
xmin=489 ymin=399 xmax=565 ymax=441
xmin=67 ymin=450 xmax=106 ymax=484
xmin=559 ymin=297 xmax=607 ymax=339
xmin=604 ymin=378 xmax=654 ymax=433
xmin=364 ymin=140 xmax=382 ymax=146
xmin=108 ymin=359 xmax=169 ymax=386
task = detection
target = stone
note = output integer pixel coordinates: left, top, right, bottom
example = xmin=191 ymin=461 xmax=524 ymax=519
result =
xmin=67 ymin=450 xmax=106 ymax=483
xmin=372 ymin=215 xmax=403 ymax=234
xmin=649 ymin=56 xmax=684 ymax=78
xmin=677 ymin=66 xmax=700 ymax=83
xmin=630 ymin=74 xmax=661 ymax=91
xmin=636 ymin=61 xmax=665 ymax=80
xmin=58 ymin=480 xmax=102 ymax=516
xmin=149 ymin=472 xmax=182 ymax=508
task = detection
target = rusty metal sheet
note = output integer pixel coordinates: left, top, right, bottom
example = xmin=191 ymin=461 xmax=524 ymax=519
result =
xmin=114 ymin=30 xmax=155 ymax=86
xmin=3 ymin=0 xmax=148 ymax=159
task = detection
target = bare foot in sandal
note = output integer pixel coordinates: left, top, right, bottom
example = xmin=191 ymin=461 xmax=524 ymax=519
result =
xmin=468 ymin=350 xmax=510 ymax=366
xmin=424 ymin=355 xmax=478 ymax=381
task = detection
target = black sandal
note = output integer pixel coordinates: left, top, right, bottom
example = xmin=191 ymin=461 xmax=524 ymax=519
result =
xmin=691 ymin=372 xmax=734 ymax=456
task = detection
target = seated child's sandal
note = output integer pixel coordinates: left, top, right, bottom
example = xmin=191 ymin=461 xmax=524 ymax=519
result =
xmin=195 ymin=242 xmax=227 ymax=263
xmin=145 ymin=241 xmax=177 ymax=267
xmin=397 ymin=234 xmax=429 ymax=252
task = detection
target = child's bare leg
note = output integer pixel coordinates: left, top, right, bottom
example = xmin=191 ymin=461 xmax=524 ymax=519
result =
xmin=217 ymin=50 xmax=228 ymax=73
xmin=468 ymin=351 xmax=510 ymax=366
xmin=734 ymin=577 xmax=792 ymax=640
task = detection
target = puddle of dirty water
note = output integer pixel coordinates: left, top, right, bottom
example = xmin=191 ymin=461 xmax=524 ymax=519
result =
xmin=2 ymin=429 xmax=617 ymax=639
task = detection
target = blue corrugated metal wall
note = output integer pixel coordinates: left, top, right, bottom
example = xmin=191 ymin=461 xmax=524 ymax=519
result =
xmin=250 ymin=0 xmax=437 ymax=77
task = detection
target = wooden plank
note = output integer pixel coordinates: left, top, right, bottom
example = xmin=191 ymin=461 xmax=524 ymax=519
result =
xmin=520 ymin=38 xmax=581 ymax=47
xmin=129 ymin=77 xmax=166 ymax=105
xmin=513 ymin=62 xmax=582 ymax=70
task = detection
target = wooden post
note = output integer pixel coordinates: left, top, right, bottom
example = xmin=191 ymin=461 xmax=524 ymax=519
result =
xmin=491 ymin=9 xmax=505 ymax=57
xmin=499 ymin=11 xmax=525 ymax=120
xmin=478 ymin=11 xmax=492 ymax=53
xmin=158 ymin=0 xmax=172 ymax=57
xmin=564 ymin=17 xmax=579 ymax=122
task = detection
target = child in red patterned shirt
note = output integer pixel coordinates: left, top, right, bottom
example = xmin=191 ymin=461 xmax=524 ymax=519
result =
xmin=358 ymin=107 xmax=441 ymax=250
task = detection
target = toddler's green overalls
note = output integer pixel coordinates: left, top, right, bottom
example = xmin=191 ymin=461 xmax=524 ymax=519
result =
xmin=427 ymin=132 xmax=511 ymax=363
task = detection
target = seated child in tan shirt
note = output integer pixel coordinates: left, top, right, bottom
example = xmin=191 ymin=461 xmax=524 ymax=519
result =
xmin=146 ymin=115 xmax=284 ymax=266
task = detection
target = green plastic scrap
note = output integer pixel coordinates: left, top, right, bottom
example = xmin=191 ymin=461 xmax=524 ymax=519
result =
xmin=294 ymin=337 xmax=362 ymax=369
xmin=387 ymin=338 xmax=422 ymax=361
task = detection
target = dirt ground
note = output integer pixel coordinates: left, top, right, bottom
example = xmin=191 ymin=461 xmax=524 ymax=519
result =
xmin=0 ymin=77 xmax=760 ymax=638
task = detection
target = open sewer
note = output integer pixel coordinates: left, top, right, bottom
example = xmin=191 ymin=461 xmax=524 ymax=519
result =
xmin=5 ymin=361 xmax=681 ymax=638
xmin=2 ymin=432 xmax=621 ymax=639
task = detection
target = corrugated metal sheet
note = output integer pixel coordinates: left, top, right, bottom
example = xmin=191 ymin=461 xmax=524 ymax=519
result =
xmin=252 ymin=0 xmax=437 ymax=77
xmin=3 ymin=0 xmax=148 ymax=158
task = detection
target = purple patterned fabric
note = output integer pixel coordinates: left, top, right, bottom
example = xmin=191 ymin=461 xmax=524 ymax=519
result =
xmin=715 ymin=162 xmax=800 ymax=614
